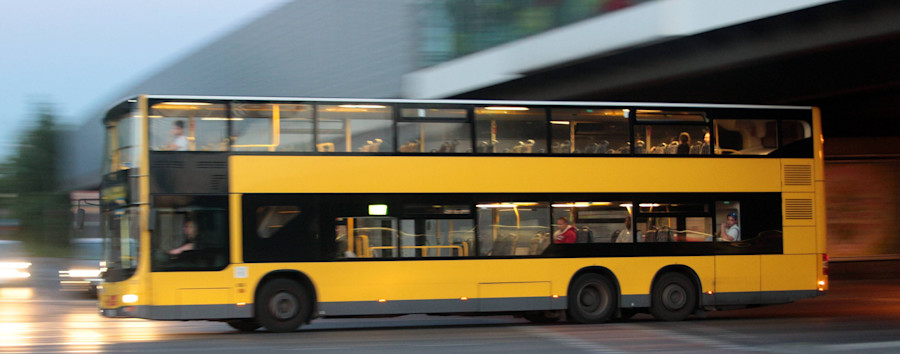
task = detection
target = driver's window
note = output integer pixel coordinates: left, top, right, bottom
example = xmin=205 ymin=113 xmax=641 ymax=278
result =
xmin=151 ymin=196 xmax=229 ymax=271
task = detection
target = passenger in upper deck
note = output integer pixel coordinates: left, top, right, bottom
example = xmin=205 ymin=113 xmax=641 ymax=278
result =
xmin=701 ymin=130 xmax=711 ymax=154
xmin=677 ymin=132 xmax=691 ymax=154
xmin=165 ymin=120 xmax=189 ymax=151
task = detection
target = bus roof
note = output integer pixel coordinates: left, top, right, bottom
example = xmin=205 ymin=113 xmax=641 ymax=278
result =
xmin=123 ymin=95 xmax=814 ymax=111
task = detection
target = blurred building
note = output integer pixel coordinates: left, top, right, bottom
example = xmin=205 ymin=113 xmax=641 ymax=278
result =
xmin=62 ymin=0 xmax=900 ymax=258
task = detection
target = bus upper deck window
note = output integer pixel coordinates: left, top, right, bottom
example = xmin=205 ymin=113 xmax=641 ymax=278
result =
xmin=150 ymin=102 xmax=228 ymax=151
xmin=475 ymin=107 xmax=547 ymax=154
xmin=633 ymin=110 xmax=709 ymax=156
xmin=231 ymin=103 xmax=313 ymax=152
xmin=713 ymin=119 xmax=777 ymax=156
xmin=550 ymin=109 xmax=628 ymax=154
xmin=398 ymin=107 xmax=471 ymax=153
xmin=316 ymin=104 xmax=394 ymax=153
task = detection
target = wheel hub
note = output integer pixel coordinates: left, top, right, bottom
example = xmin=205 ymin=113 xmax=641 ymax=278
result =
xmin=579 ymin=285 xmax=607 ymax=313
xmin=270 ymin=292 xmax=299 ymax=320
xmin=662 ymin=284 xmax=687 ymax=310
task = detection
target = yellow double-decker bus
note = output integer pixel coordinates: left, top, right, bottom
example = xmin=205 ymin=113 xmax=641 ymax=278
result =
xmin=97 ymin=95 xmax=827 ymax=332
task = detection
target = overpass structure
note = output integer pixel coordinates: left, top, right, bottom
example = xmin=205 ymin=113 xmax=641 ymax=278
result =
xmin=404 ymin=0 xmax=900 ymax=140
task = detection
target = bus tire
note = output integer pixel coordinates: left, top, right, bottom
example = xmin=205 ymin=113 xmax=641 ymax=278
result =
xmin=227 ymin=319 xmax=261 ymax=332
xmin=650 ymin=272 xmax=696 ymax=322
xmin=567 ymin=273 xmax=616 ymax=324
xmin=256 ymin=278 xmax=309 ymax=333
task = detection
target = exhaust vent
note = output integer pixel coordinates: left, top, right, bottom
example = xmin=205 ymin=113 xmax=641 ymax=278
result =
xmin=785 ymin=199 xmax=814 ymax=220
xmin=784 ymin=165 xmax=813 ymax=186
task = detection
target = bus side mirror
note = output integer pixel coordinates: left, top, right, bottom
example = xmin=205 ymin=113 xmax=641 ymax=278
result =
xmin=75 ymin=209 xmax=85 ymax=230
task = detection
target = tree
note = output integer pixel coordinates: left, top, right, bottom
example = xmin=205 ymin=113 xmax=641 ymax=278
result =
xmin=2 ymin=102 xmax=70 ymax=256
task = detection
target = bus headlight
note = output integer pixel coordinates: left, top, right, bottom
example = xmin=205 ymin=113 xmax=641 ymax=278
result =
xmin=122 ymin=294 xmax=139 ymax=304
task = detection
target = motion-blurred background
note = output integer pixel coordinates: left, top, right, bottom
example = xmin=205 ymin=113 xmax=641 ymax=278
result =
xmin=1 ymin=0 xmax=898 ymax=270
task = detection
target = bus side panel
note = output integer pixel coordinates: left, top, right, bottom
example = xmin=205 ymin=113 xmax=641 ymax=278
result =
xmin=230 ymin=156 xmax=782 ymax=194
xmin=760 ymin=254 xmax=816 ymax=292
xmin=782 ymin=226 xmax=816 ymax=254
xmin=151 ymin=268 xmax=238 ymax=306
xmin=815 ymin=181 xmax=827 ymax=255
xmin=246 ymin=257 xmax=714 ymax=315
xmin=714 ymin=255 xmax=761 ymax=295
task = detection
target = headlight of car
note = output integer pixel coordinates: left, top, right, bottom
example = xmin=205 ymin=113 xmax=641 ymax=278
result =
xmin=66 ymin=269 xmax=102 ymax=278
xmin=0 ymin=262 xmax=31 ymax=279
xmin=0 ymin=261 xmax=31 ymax=269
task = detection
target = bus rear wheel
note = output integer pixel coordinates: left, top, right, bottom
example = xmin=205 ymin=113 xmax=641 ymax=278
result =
xmin=567 ymin=273 xmax=616 ymax=324
xmin=256 ymin=278 xmax=310 ymax=333
xmin=650 ymin=272 xmax=697 ymax=321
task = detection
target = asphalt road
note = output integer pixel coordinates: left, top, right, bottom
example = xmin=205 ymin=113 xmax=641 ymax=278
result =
xmin=2 ymin=262 xmax=899 ymax=353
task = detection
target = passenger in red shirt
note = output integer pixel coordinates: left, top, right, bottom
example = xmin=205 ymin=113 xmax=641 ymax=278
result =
xmin=554 ymin=217 xmax=577 ymax=244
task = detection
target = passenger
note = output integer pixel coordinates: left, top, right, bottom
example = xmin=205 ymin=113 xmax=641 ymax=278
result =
xmin=168 ymin=219 xmax=197 ymax=255
xmin=635 ymin=140 xmax=647 ymax=154
xmin=613 ymin=216 xmax=637 ymax=243
xmin=719 ymin=212 xmax=741 ymax=241
xmin=553 ymin=217 xmax=577 ymax=244
xmin=166 ymin=120 xmax=189 ymax=151
xmin=677 ymin=132 xmax=691 ymax=154
xmin=701 ymin=130 xmax=711 ymax=154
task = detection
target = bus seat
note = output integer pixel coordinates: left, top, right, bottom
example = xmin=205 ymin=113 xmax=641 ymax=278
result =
xmin=657 ymin=227 xmax=674 ymax=242
xmin=635 ymin=140 xmax=646 ymax=154
xmin=316 ymin=142 xmax=335 ymax=152
xmin=528 ymin=236 xmax=541 ymax=254
xmin=666 ymin=142 xmax=679 ymax=154
xmin=690 ymin=141 xmax=702 ymax=154
xmin=575 ymin=227 xmax=592 ymax=243
xmin=399 ymin=140 xmax=420 ymax=152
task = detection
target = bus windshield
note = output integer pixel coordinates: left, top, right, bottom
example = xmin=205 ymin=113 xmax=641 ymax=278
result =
xmin=102 ymin=207 xmax=140 ymax=281
xmin=103 ymin=101 xmax=141 ymax=173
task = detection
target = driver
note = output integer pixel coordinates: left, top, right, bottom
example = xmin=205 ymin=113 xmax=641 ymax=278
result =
xmin=168 ymin=220 xmax=197 ymax=255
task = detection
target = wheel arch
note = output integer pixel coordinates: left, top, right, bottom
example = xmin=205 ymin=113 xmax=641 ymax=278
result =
xmin=255 ymin=270 xmax=318 ymax=322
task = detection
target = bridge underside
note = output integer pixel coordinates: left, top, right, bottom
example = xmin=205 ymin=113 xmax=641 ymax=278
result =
xmin=451 ymin=0 xmax=900 ymax=139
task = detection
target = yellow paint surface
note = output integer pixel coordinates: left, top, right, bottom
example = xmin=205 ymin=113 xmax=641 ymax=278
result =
xmin=715 ymin=255 xmax=760 ymax=293
xmin=783 ymin=226 xmax=816 ymax=254
xmin=761 ymin=254 xmax=816 ymax=291
xmin=230 ymin=156 xmax=782 ymax=194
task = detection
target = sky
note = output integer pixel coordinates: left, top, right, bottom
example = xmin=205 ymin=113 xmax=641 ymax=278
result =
xmin=0 ymin=0 xmax=291 ymax=157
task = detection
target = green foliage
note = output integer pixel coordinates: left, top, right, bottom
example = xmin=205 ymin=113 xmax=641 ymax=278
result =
xmin=1 ymin=103 xmax=70 ymax=257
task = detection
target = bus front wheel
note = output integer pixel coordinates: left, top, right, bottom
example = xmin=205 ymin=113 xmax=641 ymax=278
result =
xmin=256 ymin=278 xmax=310 ymax=332
xmin=567 ymin=273 xmax=616 ymax=324
xmin=650 ymin=272 xmax=696 ymax=321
